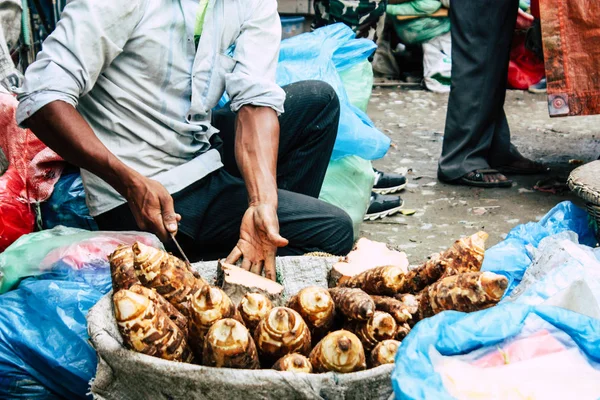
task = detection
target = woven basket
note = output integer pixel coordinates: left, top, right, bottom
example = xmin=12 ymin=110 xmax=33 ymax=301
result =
xmin=567 ymin=161 xmax=600 ymax=239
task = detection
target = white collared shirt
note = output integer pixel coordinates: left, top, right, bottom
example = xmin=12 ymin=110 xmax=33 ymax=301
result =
xmin=16 ymin=0 xmax=285 ymax=216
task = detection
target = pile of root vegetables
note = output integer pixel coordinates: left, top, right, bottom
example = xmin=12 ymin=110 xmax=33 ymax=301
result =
xmin=109 ymin=232 xmax=508 ymax=374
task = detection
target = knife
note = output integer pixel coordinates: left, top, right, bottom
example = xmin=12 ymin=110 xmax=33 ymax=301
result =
xmin=170 ymin=232 xmax=191 ymax=266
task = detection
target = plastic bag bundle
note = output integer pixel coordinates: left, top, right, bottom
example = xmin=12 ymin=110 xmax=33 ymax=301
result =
xmin=0 ymin=265 xmax=111 ymax=398
xmin=338 ymin=60 xmax=374 ymax=112
xmin=0 ymin=226 xmax=163 ymax=294
xmin=217 ymin=24 xmax=389 ymax=160
xmin=41 ymin=169 xmax=98 ymax=231
xmin=392 ymin=304 xmax=600 ymax=399
xmin=392 ymin=17 xmax=451 ymax=45
xmin=276 ymin=24 xmax=390 ymax=160
xmin=422 ymin=32 xmax=451 ymax=93
xmin=319 ymin=156 xmax=375 ymax=238
xmin=0 ymin=228 xmax=163 ymax=398
xmin=507 ymin=32 xmax=545 ymax=90
xmin=0 ymin=93 xmax=64 ymax=250
xmin=481 ymin=201 xmax=596 ymax=297
xmin=0 ymin=168 xmax=34 ymax=252
xmin=386 ymin=0 xmax=442 ymax=17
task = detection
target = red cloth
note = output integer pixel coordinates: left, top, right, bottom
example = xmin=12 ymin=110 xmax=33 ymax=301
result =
xmin=540 ymin=0 xmax=600 ymax=116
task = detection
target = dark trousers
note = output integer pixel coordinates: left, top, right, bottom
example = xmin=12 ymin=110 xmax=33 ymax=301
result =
xmin=438 ymin=0 xmax=521 ymax=181
xmin=95 ymin=81 xmax=354 ymax=261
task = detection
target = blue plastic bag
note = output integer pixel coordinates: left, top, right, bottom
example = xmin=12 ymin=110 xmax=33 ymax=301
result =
xmin=41 ymin=169 xmax=98 ymax=231
xmin=481 ymin=201 xmax=595 ymax=296
xmin=277 ymin=24 xmax=389 ymax=160
xmin=392 ymin=303 xmax=600 ymax=399
xmin=0 ymin=265 xmax=111 ymax=399
xmin=217 ymin=24 xmax=390 ymax=160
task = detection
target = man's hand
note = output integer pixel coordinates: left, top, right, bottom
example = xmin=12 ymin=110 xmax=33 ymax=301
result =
xmin=122 ymin=174 xmax=181 ymax=242
xmin=225 ymin=203 xmax=288 ymax=280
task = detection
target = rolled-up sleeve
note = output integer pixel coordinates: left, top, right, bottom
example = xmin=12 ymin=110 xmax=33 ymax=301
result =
xmin=225 ymin=0 xmax=286 ymax=114
xmin=16 ymin=0 xmax=146 ymax=126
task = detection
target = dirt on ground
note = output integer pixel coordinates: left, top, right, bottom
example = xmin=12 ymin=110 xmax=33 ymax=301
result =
xmin=361 ymin=87 xmax=600 ymax=263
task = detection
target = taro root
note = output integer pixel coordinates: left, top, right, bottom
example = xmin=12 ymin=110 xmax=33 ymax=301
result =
xmin=109 ymin=245 xmax=140 ymax=291
xmin=328 ymin=287 xmax=375 ymax=321
xmin=188 ymin=285 xmax=238 ymax=358
xmin=395 ymin=294 xmax=419 ymax=316
xmin=238 ymin=293 xmax=273 ymax=333
xmin=254 ymin=307 xmax=312 ymax=364
xmin=347 ymin=311 xmax=397 ymax=351
xmin=395 ymin=323 xmax=411 ymax=341
xmin=128 ymin=284 xmax=189 ymax=336
xmin=396 ymin=257 xmax=447 ymax=294
xmin=440 ymin=231 xmax=489 ymax=277
xmin=132 ymin=242 xmax=205 ymax=314
xmin=202 ymin=318 xmax=260 ymax=369
xmin=329 ymin=238 xmax=409 ymax=286
xmin=272 ymin=353 xmax=313 ymax=373
xmin=415 ymin=271 xmax=508 ymax=321
xmin=369 ymin=340 xmax=400 ymax=368
xmin=340 ymin=265 xmax=408 ymax=296
xmin=287 ymin=286 xmax=335 ymax=339
xmin=113 ymin=288 xmax=194 ymax=363
xmin=370 ymin=295 xmax=412 ymax=325
xmin=309 ymin=330 xmax=366 ymax=373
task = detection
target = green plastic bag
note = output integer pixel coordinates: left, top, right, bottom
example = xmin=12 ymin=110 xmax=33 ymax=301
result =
xmin=0 ymin=226 xmax=162 ymax=293
xmin=392 ymin=17 xmax=451 ymax=45
xmin=386 ymin=0 xmax=442 ymax=17
xmin=319 ymin=155 xmax=375 ymax=238
xmin=339 ymin=60 xmax=374 ymax=112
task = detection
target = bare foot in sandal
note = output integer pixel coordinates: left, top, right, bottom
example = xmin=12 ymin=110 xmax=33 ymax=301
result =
xmin=440 ymin=169 xmax=513 ymax=188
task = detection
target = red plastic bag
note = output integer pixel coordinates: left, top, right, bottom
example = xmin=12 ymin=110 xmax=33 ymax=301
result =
xmin=0 ymin=168 xmax=35 ymax=252
xmin=508 ymin=32 xmax=545 ymax=90
xmin=0 ymin=93 xmax=64 ymax=250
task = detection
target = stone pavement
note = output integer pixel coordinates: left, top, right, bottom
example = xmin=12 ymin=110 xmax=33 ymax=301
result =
xmin=361 ymin=87 xmax=600 ymax=263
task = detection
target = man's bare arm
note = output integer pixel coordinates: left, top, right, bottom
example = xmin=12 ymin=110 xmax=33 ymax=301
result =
xmin=25 ymin=101 xmax=180 ymax=241
xmin=225 ymin=105 xmax=288 ymax=279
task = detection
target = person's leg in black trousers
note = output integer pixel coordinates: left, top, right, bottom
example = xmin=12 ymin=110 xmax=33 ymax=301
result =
xmin=437 ymin=0 xmax=520 ymax=186
xmin=95 ymin=81 xmax=354 ymax=260
xmin=193 ymin=80 xmax=354 ymax=259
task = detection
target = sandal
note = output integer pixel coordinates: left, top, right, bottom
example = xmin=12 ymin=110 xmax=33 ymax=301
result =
xmin=441 ymin=169 xmax=513 ymax=188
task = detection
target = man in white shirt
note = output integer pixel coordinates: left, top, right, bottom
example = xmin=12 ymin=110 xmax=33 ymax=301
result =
xmin=17 ymin=0 xmax=354 ymax=279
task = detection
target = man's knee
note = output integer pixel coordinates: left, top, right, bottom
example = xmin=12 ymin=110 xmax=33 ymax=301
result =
xmin=310 ymin=80 xmax=340 ymax=114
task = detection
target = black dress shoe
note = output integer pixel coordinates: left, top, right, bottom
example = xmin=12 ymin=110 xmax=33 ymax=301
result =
xmin=364 ymin=192 xmax=404 ymax=221
xmin=372 ymin=168 xmax=407 ymax=194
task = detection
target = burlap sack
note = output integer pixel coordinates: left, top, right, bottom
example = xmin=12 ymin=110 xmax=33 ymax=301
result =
xmin=87 ymin=257 xmax=396 ymax=400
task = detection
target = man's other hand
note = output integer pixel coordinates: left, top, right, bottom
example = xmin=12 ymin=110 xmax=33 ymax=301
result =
xmin=225 ymin=203 xmax=289 ymax=280
xmin=123 ymin=174 xmax=181 ymax=242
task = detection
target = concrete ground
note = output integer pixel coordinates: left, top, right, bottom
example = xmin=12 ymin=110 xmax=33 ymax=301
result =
xmin=361 ymin=87 xmax=600 ymax=263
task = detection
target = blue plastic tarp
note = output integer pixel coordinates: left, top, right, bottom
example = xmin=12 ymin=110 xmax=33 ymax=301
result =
xmin=482 ymin=201 xmax=595 ymax=296
xmin=0 ymin=264 xmax=111 ymax=399
xmin=392 ymin=303 xmax=600 ymax=399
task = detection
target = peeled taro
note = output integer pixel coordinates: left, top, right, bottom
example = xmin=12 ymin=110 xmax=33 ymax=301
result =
xmin=238 ymin=293 xmax=273 ymax=333
xmin=113 ymin=288 xmax=194 ymax=363
xmin=309 ymin=330 xmax=366 ymax=373
xmin=272 ymin=353 xmax=313 ymax=373
xmin=202 ymin=318 xmax=260 ymax=369
xmin=254 ymin=307 xmax=311 ymax=364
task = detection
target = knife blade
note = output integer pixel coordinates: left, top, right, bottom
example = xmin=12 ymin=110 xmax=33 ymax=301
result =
xmin=170 ymin=232 xmax=191 ymax=266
